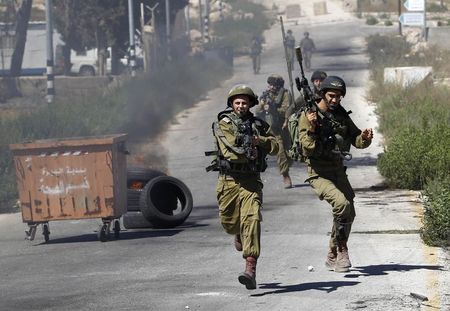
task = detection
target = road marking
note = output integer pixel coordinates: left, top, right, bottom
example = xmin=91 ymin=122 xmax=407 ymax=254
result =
xmin=196 ymin=292 xmax=230 ymax=297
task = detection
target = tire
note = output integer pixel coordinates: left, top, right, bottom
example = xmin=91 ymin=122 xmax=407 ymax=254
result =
xmin=98 ymin=224 xmax=109 ymax=242
xmin=139 ymin=176 xmax=193 ymax=228
xmin=127 ymin=167 xmax=166 ymax=212
xmin=79 ymin=66 xmax=95 ymax=76
xmin=122 ymin=211 xmax=154 ymax=229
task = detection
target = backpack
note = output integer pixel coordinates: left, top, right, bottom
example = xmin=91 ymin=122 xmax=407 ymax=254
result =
xmin=287 ymin=109 xmax=305 ymax=162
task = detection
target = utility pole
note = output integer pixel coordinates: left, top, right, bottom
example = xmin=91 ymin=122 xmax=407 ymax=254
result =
xmin=140 ymin=2 xmax=147 ymax=72
xmin=45 ymin=0 xmax=54 ymax=103
xmin=398 ymin=0 xmax=402 ymax=36
xmin=423 ymin=0 xmax=427 ymax=41
xmin=198 ymin=0 xmax=203 ymax=40
xmin=128 ymin=0 xmax=136 ymax=77
xmin=204 ymin=0 xmax=210 ymax=43
xmin=165 ymin=0 xmax=171 ymax=59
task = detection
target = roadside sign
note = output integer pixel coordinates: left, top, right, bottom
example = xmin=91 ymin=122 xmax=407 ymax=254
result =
xmin=399 ymin=12 xmax=424 ymax=26
xmin=403 ymin=0 xmax=425 ymax=11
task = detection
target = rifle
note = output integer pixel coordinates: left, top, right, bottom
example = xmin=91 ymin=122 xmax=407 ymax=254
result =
xmin=293 ymin=47 xmax=352 ymax=161
xmin=236 ymin=119 xmax=258 ymax=161
xmin=279 ymin=16 xmax=295 ymax=110
xmin=294 ymin=47 xmax=316 ymax=112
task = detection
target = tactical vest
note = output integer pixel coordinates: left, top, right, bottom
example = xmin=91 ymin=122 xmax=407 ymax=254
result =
xmin=205 ymin=110 xmax=268 ymax=174
xmin=312 ymin=107 xmax=353 ymax=161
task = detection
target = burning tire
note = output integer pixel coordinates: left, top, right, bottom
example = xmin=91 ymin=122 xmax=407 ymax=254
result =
xmin=139 ymin=176 xmax=193 ymax=228
xmin=127 ymin=167 xmax=166 ymax=212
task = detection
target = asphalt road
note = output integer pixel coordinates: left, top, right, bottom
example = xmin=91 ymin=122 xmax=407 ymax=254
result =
xmin=0 ymin=1 xmax=448 ymax=311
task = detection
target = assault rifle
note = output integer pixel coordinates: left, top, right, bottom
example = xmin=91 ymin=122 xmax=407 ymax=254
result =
xmin=236 ymin=119 xmax=258 ymax=161
xmin=293 ymin=47 xmax=352 ymax=161
xmin=294 ymin=47 xmax=316 ymax=112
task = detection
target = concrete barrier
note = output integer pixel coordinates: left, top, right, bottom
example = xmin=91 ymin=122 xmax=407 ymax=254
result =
xmin=384 ymin=66 xmax=433 ymax=87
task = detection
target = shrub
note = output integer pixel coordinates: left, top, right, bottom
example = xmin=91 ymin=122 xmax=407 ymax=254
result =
xmin=377 ymin=125 xmax=450 ymax=190
xmin=421 ymin=177 xmax=450 ymax=246
xmin=384 ymin=20 xmax=393 ymax=26
xmin=366 ymin=15 xmax=379 ymax=25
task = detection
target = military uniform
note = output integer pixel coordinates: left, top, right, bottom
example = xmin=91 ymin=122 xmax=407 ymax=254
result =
xmin=299 ymin=32 xmax=316 ymax=70
xmin=250 ymin=36 xmax=263 ymax=74
xmin=285 ymin=31 xmax=296 ymax=71
xmin=210 ymin=84 xmax=278 ymax=290
xmin=215 ymin=109 xmax=278 ymax=259
xmin=255 ymin=76 xmax=293 ymax=179
xmin=298 ymin=76 xmax=372 ymax=272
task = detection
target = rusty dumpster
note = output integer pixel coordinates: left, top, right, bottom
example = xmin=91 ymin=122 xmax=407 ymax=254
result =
xmin=9 ymin=134 xmax=127 ymax=242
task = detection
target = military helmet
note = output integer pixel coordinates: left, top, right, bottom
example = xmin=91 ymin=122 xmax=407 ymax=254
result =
xmin=287 ymin=29 xmax=293 ymax=34
xmin=227 ymin=84 xmax=259 ymax=107
xmin=310 ymin=70 xmax=327 ymax=82
xmin=267 ymin=74 xmax=285 ymax=87
xmin=320 ymin=76 xmax=346 ymax=97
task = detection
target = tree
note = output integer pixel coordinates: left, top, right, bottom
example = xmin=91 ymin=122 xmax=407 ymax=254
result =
xmin=53 ymin=0 xmax=128 ymax=76
xmin=9 ymin=0 xmax=33 ymax=77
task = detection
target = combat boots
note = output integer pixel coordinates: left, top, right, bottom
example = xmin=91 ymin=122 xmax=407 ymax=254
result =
xmin=282 ymin=173 xmax=292 ymax=189
xmin=335 ymin=242 xmax=352 ymax=273
xmin=325 ymin=247 xmax=337 ymax=270
xmin=234 ymin=234 xmax=242 ymax=252
xmin=238 ymin=257 xmax=257 ymax=290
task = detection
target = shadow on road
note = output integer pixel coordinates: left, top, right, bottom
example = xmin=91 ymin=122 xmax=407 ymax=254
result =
xmin=251 ymin=281 xmax=360 ymax=296
xmin=40 ymin=229 xmax=183 ymax=245
xmin=345 ymin=264 xmax=445 ymax=278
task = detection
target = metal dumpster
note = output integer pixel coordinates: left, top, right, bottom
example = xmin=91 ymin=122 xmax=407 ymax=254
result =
xmin=9 ymin=134 xmax=127 ymax=242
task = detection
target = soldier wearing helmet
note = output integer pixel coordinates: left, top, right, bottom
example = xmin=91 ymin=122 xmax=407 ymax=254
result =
xmin=255 ymin=74 xmax=294 ymax=188
xmin=210 ymin=84 xmax=278 ymax=290
xmin=298 ymin=76 xmax=374 ymax=273
xmin=288 ymin=70 xmax=328 ymax=117
xmin=285 ymin=29 xmax=296 ymax=71
xmin=299 ymin=31 xmax=316 ymax=71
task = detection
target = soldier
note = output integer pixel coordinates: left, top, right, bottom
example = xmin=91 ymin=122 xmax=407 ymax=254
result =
xmin=250 ymin=35 xmax=263 ymax=74
xmin=299 ymin=31 xmax=316 ymax=71
xmin=255 ymin=74 xmax=293 ymax=188
xmin=284 ymin=29 xmax=296 ymax=71
xmin=212 ymin=85 xmax=278 ymax=289
xmin=298 ymin=76 xmax=373 ymax=272
xmin=287 ymin=70 xmax=328 ymax=118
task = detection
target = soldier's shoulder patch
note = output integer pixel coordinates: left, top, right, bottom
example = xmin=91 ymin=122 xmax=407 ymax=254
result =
xmin=221 ymin=116 xmax=232 ymax=123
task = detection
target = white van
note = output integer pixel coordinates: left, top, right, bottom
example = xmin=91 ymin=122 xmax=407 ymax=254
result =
xmin=70 ymin=48 xmax=113 ymax=76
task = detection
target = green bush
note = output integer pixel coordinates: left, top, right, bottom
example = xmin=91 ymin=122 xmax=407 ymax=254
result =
xmin=384 ymin=20 xmax=393 ymax=26
xmin=0 ymin=58 xmax=231 ymax=212
xmin=366 ymin=15 xmax=379 ymax=25
xmin=377 ymin=125 xmax=450 ymax=189
xmin=421 ymin=177 xmax=450 ymax=246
